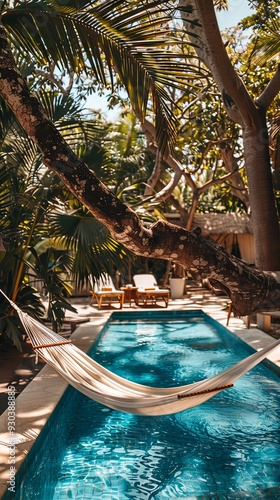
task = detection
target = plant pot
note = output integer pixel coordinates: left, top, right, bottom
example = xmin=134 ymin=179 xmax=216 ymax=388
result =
xmin=169 ymin=278 xmax=185 ymax=299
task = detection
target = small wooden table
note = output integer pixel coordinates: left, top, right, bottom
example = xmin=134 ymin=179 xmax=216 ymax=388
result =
xmin=121 ymin=287 xmax=138 ymax=306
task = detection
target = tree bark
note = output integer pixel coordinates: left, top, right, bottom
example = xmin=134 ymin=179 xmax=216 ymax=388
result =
xmin=179 ymin=0 xmax=280 ymax=270
xmin=243 ymin=120 xmax=280 ymax=268
xmin=1 ymin=21 xmax=280 ymax=316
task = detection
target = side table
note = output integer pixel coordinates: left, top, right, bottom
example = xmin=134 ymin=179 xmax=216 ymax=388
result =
xmin=120 ymin=287 xmax=138 ymax=307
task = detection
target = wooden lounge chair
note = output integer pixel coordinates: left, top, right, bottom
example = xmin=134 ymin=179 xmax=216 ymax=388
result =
xmin=133 ymin=274 xmax=170 ymax=308
xmin=89 ymin=274 xmax=124 ymax=309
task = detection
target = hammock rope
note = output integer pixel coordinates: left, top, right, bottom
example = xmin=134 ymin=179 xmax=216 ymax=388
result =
xmin=2 ymin=289 xmax=280 ymax=416
xmin=33 ymin=340 xmax=73 ymax=349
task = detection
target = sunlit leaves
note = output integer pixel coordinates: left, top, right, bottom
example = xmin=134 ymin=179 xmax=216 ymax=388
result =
xmin=2 ymin=0 xmax=203 ymax=153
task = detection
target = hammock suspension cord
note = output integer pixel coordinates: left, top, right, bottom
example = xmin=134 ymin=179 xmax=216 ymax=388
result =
xmin=33 ymin=340 xmax=72 ymax=349
xmin=177 ymin=384 xmax=234 ymax=398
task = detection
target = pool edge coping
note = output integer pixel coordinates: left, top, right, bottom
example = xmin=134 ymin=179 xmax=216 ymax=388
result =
xmin=1 ymin=306 xmax=280 ymax=497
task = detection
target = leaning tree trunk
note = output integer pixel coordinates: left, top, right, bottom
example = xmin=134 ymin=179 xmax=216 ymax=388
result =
xmin=180 ymin=0 xmax=280 ymax=271
xmin=1 ymin=20 xmax=280 ymax=317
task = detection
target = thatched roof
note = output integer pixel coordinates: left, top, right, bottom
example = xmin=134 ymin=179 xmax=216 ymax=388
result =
xmin=192 ymin=213 xmax=253 ymax=236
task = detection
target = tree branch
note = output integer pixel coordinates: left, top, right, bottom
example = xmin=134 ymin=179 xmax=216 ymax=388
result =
xmin=139 ymin=117 xmax=185 ymax=200
xmin=35 ymin=65 xmax=74 ymax=97
xmin=219 ymin=142 xmax=250 ymax=208
xmin=144 ymin=149 xmax=162 ymax=196
xmin=256 ymin=63 xmax=280 ymax=111
xmin=179 ymin=0 xmax=261 ymax=128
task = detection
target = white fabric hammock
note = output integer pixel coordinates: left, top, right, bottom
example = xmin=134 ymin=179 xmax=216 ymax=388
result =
xmin=2 ymin=290 xmax=280 ymax=416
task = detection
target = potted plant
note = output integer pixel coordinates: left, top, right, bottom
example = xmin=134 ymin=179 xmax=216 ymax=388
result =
xmin=169 ymin=264 xmax=186 ymax=299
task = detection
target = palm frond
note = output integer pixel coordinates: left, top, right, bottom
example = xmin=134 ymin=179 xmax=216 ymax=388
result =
xmin=3 ymin=0 xmax=202 ymax=153
xmin=48 ymin=208 xmax=128 ymax=284
xmin=252 ymin=19 xmax=280 ymax=65
xmin=36 ymin=90 xmax=110 ymax=152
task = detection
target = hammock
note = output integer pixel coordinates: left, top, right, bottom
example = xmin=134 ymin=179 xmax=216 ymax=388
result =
xmin=2 ymin=290 xmax=280 ymax=416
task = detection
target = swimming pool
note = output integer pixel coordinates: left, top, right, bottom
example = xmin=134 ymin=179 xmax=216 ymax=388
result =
xmin=8 ymin=310 xmax=280 ymax=499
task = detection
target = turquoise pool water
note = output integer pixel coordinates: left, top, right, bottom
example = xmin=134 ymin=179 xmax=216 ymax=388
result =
xmin=10 ymin=310 xmax=280 ymax=499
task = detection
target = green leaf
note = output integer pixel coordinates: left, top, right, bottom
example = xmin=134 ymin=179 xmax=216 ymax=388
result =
xmin=3 ymin=0 xmax=203 ymax=153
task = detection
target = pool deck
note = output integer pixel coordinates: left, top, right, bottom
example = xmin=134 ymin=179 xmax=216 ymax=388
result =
xmin=1 ymin=281 xmax=280 ymax=497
